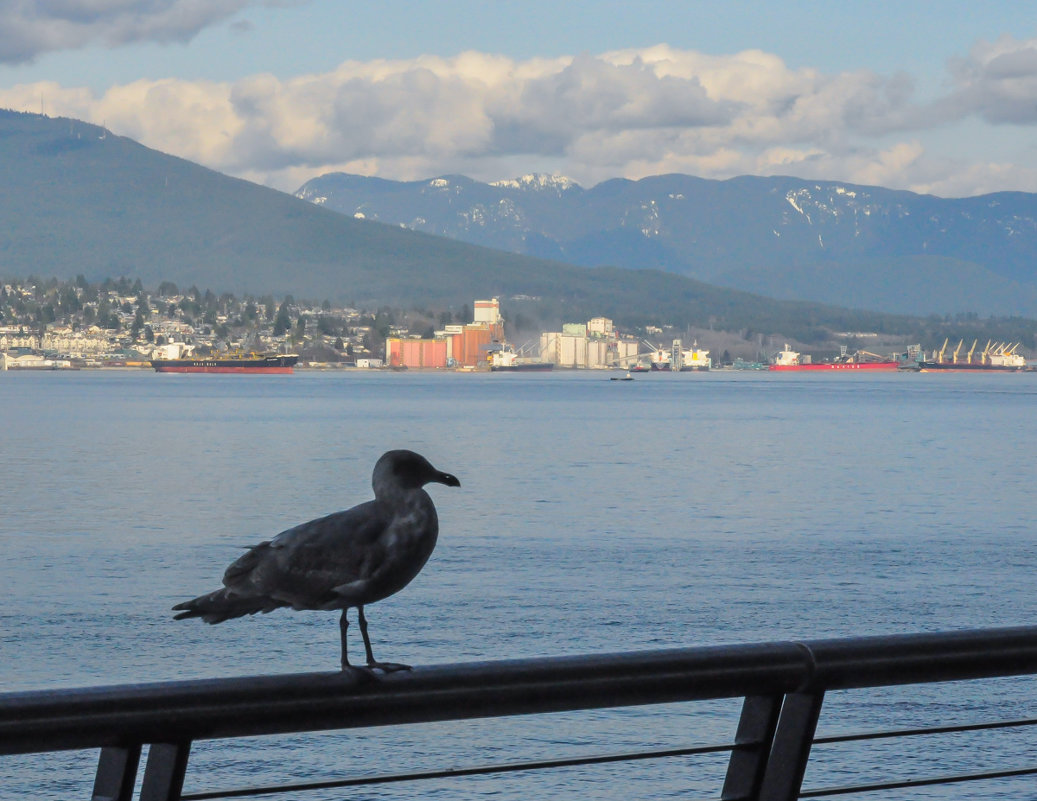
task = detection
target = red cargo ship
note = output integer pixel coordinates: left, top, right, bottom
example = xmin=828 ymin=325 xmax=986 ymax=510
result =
xmin=769 ymin=344 xmax=899 ymax=371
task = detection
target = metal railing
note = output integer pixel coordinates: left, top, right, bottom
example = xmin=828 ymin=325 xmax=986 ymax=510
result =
xmin=4 ymin=626 xmax=1037 ymax=801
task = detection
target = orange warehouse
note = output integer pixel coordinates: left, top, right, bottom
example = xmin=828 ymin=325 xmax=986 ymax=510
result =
xmin=387 ymin=338 xmax=449 ymax=368
xmin=451 ymin=324 xmax=501 ymax=367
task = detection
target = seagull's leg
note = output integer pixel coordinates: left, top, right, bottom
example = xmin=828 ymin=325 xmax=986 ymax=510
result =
xmin=357 ymin=606 xmax=410 ymax=673
xmin=339 ymin=609 xmax=352 ymax=670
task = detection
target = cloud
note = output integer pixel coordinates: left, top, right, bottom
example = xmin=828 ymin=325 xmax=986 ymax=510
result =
xmin=3 ymin=43 xmax=1036 ymax=196
xmin=944 ymin=35 xmax=1037 ymax=125
xmin=0 ymin=0 xmax=276 ymax=64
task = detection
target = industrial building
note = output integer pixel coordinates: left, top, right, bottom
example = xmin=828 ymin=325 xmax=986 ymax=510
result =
xmin=539 ymin=317 xmax=641 ymax=369
xmin=387 ymin=303 xmax=659 ymax=371
xmin=387 ymin=298 xmax=504 ymax=369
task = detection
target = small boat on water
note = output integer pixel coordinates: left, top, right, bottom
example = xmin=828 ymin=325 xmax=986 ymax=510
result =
xmin=610 ymin=372 xmax=635 ymax=381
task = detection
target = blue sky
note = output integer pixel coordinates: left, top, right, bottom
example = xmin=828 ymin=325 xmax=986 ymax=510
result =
xmin=1 ymin=1 xmax=1035 ymax=196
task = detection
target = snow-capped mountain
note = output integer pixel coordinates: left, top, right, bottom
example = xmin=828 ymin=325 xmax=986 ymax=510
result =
xmin=295 ymin=172 xmax=1037 ymax=317
xmin=489 ymin=173 xmax=580 ymax=193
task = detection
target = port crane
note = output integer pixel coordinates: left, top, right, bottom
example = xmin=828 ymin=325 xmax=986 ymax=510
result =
xmin=608 ymin=351 xmax=648 ymax=367
xmin=857 ymin=350 xmax=893 ymax=363
xmin=600 ymin=340 xmax=661 ymax=368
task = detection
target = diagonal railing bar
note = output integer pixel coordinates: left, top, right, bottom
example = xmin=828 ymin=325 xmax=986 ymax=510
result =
xmin=758 ymin=691 xmax=825 ymax=801
xmin=799 ymin=763 xmax=1037 ymax=798
xmin=722 ymin=694 xmax=784 ymax=801
xmin=813 ymin=715 xmax=1037 ymax=745
xmin=180 ymin=740 xmax=739 ymax=800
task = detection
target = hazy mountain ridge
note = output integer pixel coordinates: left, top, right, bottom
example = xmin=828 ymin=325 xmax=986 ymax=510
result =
xmin=5 ymin=108 xmax=1037 ymax=350
xmin=0 ymin=108 xmax=919 ymax=342
xmin=296 ymin=172 xmax=1037 ymax=317
xmin=0 ymin=110 xmax=584 ymax=307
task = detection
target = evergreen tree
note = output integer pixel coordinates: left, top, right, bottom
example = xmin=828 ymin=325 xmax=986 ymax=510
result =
xmin=131 ymin=307 xmax=145 ymax=339
xmin=273 ymin=301 xmax=292 ymax=336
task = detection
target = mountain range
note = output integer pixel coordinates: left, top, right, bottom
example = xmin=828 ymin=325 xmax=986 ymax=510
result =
xmin=0 ymin=108 xmax=933 ymax=341
xmin=3 ymin=108 xmax=1036 ymax=348
xmin=0 ymin=109 xmax=546 ymax=308
xmin=295 ymin=172 xmax=1037 ymax=318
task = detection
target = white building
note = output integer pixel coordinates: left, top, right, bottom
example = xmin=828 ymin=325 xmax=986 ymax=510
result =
xmin=40 ymin=329 xmax=111 ymax=357
xmin=540 ymin=317 xmax=640 ymax=368
xmin=0 ymin=329 xmax=38 ymax=350
xmin=473 ymin=298 xmax=502 ymax=326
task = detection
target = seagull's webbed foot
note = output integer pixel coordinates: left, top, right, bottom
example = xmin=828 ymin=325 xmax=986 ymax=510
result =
xmin=354 ymin=606 xmax=412 ymax=674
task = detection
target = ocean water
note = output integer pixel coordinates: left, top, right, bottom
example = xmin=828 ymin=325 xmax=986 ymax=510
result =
xmin=2 ymin=369 xmax=1036 ymax=799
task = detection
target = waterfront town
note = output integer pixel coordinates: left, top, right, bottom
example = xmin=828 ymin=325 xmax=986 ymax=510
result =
xmin=5 ymin=277 xmax=1035 ymax=373
xmin=0 ymin=277 xmax=703 ymax=371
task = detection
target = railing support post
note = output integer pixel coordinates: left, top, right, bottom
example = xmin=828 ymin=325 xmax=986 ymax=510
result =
xmin=721 ymin=694 xmax=784 ymax=800
xmin=757 ymin=691 xmax=825 ymax=801
xmin=92 ymin=744 xmax=141 ymax=801
xmin=139 ymin=741 xmax=191 ymax=801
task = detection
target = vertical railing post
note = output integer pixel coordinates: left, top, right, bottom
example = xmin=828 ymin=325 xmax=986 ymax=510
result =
xmin=721 ymin=694 xmax=784 ymax=800
xmin=756 ymin=691 xmax=825 ymax=801
xmin=138 ymin=741 xmax=191 ymax=801
xmin=91 ymin=744 xmax=141 ymax=801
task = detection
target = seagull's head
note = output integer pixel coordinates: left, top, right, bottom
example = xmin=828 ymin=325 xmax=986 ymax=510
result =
xmin=374 ymin=450 xmax=461 ymax=493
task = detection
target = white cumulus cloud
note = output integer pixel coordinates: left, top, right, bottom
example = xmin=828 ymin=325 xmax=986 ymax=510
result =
xmin=4 ymin=43 xmax=1037 ymax=196
xmin=945 ymin=34 xmax=1037 ymax=125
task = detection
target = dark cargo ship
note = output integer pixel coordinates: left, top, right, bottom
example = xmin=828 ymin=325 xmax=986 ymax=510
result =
xmin=899 ymin=340 xmax=1030 ymax=373
xmin=489 ymin=361 xmax=554 ymax=372
xmin=150 ymin=353 xmax=299 ymax=374
xmin=488 ymin=345 xmax=554 ymax=372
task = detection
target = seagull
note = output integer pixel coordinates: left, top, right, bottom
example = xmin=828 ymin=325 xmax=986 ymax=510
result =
xmin=172 ymin=449 xmax=460 ymax=672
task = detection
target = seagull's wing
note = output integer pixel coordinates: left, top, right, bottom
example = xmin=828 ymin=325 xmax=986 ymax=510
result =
xmin=223 ymin=500 xmax=392 ymax=609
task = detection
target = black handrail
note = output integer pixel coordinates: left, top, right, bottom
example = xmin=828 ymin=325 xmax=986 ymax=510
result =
xmin=4 ymin=626 xmax=1037 ymax=801
xmin=1 ymin=640 xmax=805 ymax=754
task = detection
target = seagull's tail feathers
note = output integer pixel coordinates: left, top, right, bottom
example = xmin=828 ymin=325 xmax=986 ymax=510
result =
xmin=172 ymin=587 xmax=285 ymax=624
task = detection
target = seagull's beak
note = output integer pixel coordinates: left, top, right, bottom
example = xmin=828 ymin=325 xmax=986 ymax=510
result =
xmin=436 ymin=471 xmax=461 ymax=488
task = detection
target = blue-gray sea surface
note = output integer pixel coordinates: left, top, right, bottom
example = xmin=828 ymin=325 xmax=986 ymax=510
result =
xmin=2 ymin=369 xmax=1036 ymax=799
